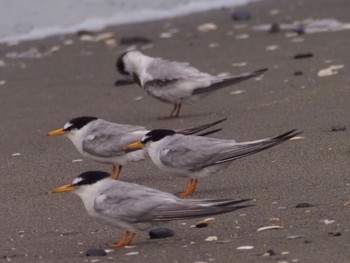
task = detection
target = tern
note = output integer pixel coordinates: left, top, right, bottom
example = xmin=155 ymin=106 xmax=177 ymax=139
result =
xmin=47 ymin=116 xmax=226 ymax=179
xmin=48 ymin=171 xmax=252 ymax=249
xmin=126 ymin=129 xmax=302 ymax=196
xmin=116 ymin=50 xmax=267 ymax=118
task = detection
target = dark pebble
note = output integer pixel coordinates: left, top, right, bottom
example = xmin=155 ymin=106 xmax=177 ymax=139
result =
xmin=269 ymin=23 xmax=280 ymax=33
xmin=120 ymin=36 xmax=152 ymax=45
xmin=232 ymin=11 xmax=251 ymax=21
xmin=85 ymin=248 xmax=107 ymax=257
xmin=295 ymin=203 xmax=313 ymax=208
xmin=149 ymin=227 xmax=175 ymax=239
xmin=328 ymin=232 xmax=341 ymax=237
xmin=294 ymin=71 xmax=303 ymax=76
xmin=304 ymin=240 xmax=312 ymax=244
xmin=265 ymin=249 xmax=276 ymax=256
xmin=294 ymin=53 xmax=314 ymax=59
xmin=195 ymin=222 xmax=209 ymax=228
xmin=331 ymin=125 xmax=346 ymax=132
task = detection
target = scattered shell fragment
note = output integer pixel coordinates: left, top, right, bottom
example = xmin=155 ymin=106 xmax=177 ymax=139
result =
xmin=257 ymin=226 xmax=283 ymax=232
xmin=0 ymin=80 xmax=6 ymax=85
xmin=134 ymin=96 xmax=143 ymax=101
xmin=12 ymin=153 xmax=21 ymax=156
xmin=95 ymin=32 xmax=114 ymax=42
xmin=323 ymin=219 xmax=335 ymax=225
xmin=205 ymin=236 xmax=218 ymax=241
xmin=159 ymin=32 xmax=173 ymax=38
xmin=125 ymin=252 xmax=139 ymax=256
xmin=235 ymin=34 xmax=249 ymax=39
xmin=105 ymin=39 xmax=117 ymax=47
xmin=291 ymin=37 xmax=305 ymax=43
xmin=0 ymin=60 xmax=5 ymax=67
xmin=208 ymin=43 xmax=219 ymax=48
xmin=281 ymin=251 xmax=290 ymax=255
xmin=285 ymin=32 xmax=298 ymax=38
xmin=50 ymin=46 xmax=61 ymax=52
xmin=230 ymin=90 xmax=245 ymax=95
xmin=317 ymin=65 xmax=344 ymax=77
xmin=233 ymin=24 xmax=248 ymax=30
xmin=236 ymin=246 xmax=254 ymax=250
xmin=203 ymin=218 xmax=215 ymax=222
xmin=269 ymin=9 xmax=280 ymax=16
xmin=198 ymin=23 xmax=217 ymax=32
xmin=289 ymin=136 xmax=305 ymax=141
xmin=266 ymin=45 xmax=279 ymax=51
xmin=287 ymin=235 xmax=304 ymax=239
xmin=63 ymin=39 xmax=74 ymax=45
xmin=262 ymin=249 xmax=276 ymax=257
xmin=72 ymin=159 xmax=83 ymax=163
xmin=344 ymin=201 xmax=350 ymax=207
xmin=232 ymin=62 xmax=247 ymax=67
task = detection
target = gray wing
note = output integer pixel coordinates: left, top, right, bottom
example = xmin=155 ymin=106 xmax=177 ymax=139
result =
xmin=94 ymin=181 xmax=251 ymax=223
xmin=82 ymin=120 xmax=147 ymax=157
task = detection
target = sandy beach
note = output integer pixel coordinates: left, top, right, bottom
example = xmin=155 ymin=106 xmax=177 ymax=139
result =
xmin=1 ymin=0 xmax=350 ymax=262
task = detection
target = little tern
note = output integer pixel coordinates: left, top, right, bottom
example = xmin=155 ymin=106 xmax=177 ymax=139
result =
xmin=48 ymin=171 xmax=252 ymax=249
xmin=116 ymin=50 xmax=267 ymax=118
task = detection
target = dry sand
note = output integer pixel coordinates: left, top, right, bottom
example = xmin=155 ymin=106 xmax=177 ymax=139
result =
xmin=1 ymin=0 xmax=350 ymax=262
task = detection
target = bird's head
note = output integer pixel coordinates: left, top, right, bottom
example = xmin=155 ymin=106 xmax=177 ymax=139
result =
xmin=47 ymin=116 xmax=98 ymax=137
xmin=126 ymin=129 xmax=176 ymax=150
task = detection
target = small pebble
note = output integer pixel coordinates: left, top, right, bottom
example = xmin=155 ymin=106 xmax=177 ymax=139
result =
xmin=0 ymin=80 xmax=6 ymax=85
xmin=295 ymin=202 xmax=313 ymax=208
xmin=232 ymin=11 xmax=251 ymax=21
xmin=149 ymin=228 xmax=175 ymax=239
xmin=125 ymin=252 xmax=139 ymax=256
xmin=294 ymin=71 xmax=303 ymax=76
xmin=205 ymin=236 xmax=218 ymax=242
xmin=323 ymin=219 xmax=335 ymax=225
xmin=85 ymin=248 xmax=107 ymax=257
xmin=195 ymin=221 xmax=208 ymax=228
xmin=237 ymin=246 xmax=254 ymax=250
xmin=287 ymin=235 xmax=304 ymax=240
xmin=160 ymin=32 xmax=173 ymax=39
xmin=294 ymin=53 xmax=314 ymax=59
xmin=262 ymin=249 xmax=276 ymax=257
xmin=331 ymin=125 xmax=346 ymax=132
xmin=266 ymin=45 xmax=279 ymax=51
xmin=197 ymin=23 xmax=217 ymax=32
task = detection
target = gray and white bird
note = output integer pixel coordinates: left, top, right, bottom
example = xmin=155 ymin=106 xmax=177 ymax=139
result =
xmin=48 ymin=171 xmax=252 ymax=248
xmin=47 ymin=116 xmax=226 ymax=179
xmin=127 ymin=129 xmax=302 ymax=196
xmin=116 ymin=50 xmax=268 ymax=118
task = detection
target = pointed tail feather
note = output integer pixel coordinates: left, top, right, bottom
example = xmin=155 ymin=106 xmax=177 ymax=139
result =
xmin=193 ymin=68 xmax=268 ymax=95
xmin=175 ymin=117 xmax=227 ymax=135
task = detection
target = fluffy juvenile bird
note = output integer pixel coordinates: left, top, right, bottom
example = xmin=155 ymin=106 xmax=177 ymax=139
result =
xmin=116 ymin=50 xmax=268 ymax=118
xmin=49 ymin=171 xmax=252 ymax=249
xmin=127 ymin=129 xmax=302 ymax=196
xmin=47 ymin=116 xmax=225 ymax=179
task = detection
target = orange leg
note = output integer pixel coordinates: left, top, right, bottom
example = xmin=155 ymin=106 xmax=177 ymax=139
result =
xmin=179 ymin=179 xmax=199 ymax=196
xmin=169 ymin=104 xmax=178 ymax=117
xmin=173 ymin=103 xmax=182 ymax=118
xmin=111 ymin=165 xmax=122 ymax=180
xmin=108 ymin=231 xmax=136 ymax=249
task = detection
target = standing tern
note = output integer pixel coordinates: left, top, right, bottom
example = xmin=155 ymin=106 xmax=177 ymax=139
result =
xmin=116 ymin=50 xmax=267 ymax=118
xmin=126 ymin=129 xmax=302 ymax=196
xmin=47 ymin=116 xmax=226 ymax=179
xmin=48 ymin=171 xmax=252 ymax=248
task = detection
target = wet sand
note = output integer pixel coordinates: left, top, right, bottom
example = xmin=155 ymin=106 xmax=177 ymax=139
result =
xmin=1 ymin=0 xmax=350 ymax=262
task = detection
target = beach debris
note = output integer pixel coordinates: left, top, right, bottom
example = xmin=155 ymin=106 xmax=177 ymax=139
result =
xmin=269 ymin=23 xmax=280 ymax=33
xmin=235 ymin=34 xmax=249 ymax=39
xmin=289 ymin=136 xmax=305 ymax=140
xmin=159 ymin=32 xmax=173 ymax=38
xmin=331 ymin=125 xmax=346 ymax=132
xmin=12 ymin=153 xmax=21 ymax=157
xmin=195 ymin=221 xmax=208 ymax=228
xmin=295 ymin=202 xmax=313 ymax=208
xmin=197 ymin=23 xmax=217 ymax=32
xmin=323 ymin=219 xmax=335 ymax=225
xmin=0 ymin=60 xmax=5 ymax=67
xmin=294 ymin=71 xmax=303 ymax=76
xmin=63 ymin=39 xmax=74 ymax=45
xmin=254 ymin=19 xmax=350 ymax=34
xmin=281 ymin=251 xmax=290 ymax=255
xmin=294 ymin=53 xmax=314 ymax=59
xmin=230 ymin=90 xmax=245 ymax=95
xmin=287 ymin=235 xmax=304 ymax=240
xmin=291 ymin=37 xmax=305 ymax=43
xmin=120 ymin=36 xmax=152 ymax=45
xmin=149 ymin=228 xmax=175 ymax=239
xmin=105 ymin=39 xmax=117 ymax=47
xmin=237 ymin=246 xmax=254 ymax=250
xmin=85 ymin=248 xmax=107 ymax=257
xmin=0 ymin=80 xmax=6 ymax=85
xmin=328 ymin=232 xmax=341 ymax=237
xmin=72 ymin=159 xmax=83 ymax=163
xmin=317 ymin=65 xmax=344 ymax=77
xmin=257 ymin=225 xmax=283 ymax=232
xmin=208 ymin=43 xmax=219 ymax=48
xmin=266 ymin=45 xmax=279 ymax=51
xmin=133 ymin=96 xmax=143 ymax=101
xmin=232 ymin=11 xmax=251 ymax=21
xmin=126 ymin=252 xmax=139 ymax=256
xmin=262 ymin=249 xmax=276 ymax=257
xmin=285 ymin=32 xmax=298 ymax=38
xmin=205 ymin=236 xmax=218 ymax=242
xmin=269 ymin=9 xmax=280 ymax=16
xmin=232 ymin=62 xmax=247 ymax=67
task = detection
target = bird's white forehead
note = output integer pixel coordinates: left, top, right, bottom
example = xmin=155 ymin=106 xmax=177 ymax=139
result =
xmin=142 ymin=135 xmax=149 ymax=141
xmin=63 ymin=122 xmax=72 ymax=129
xmin=72 ymin=177 xmax=83 ymax=185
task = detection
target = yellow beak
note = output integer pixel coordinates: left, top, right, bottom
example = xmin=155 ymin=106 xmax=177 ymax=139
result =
xmin=47 ymin=184 xmax=77 ymax=194
xmin=125 ymin=141 xmax=145 ymax=150
xmin=47 ymin=128 xmax=68 ymax=136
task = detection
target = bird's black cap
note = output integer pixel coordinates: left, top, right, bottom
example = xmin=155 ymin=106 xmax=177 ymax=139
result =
xmin=65 ymin=116 xmax=98 ymax=131
xmin=116 ymin=52 xmax=129 ymax=75
xmin=142 ymin=129 xmax=176 ymax=143
xmin=73 ymin=171 xmax=110 ymax=186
